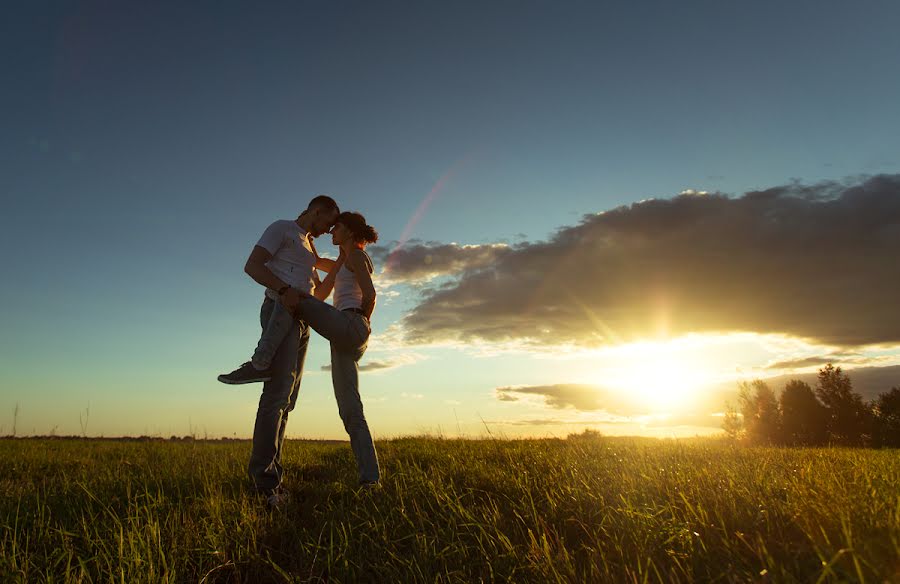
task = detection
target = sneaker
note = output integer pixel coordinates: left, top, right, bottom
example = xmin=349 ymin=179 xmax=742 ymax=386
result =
xmin=217 ymin=361 xmax=272 ymax=384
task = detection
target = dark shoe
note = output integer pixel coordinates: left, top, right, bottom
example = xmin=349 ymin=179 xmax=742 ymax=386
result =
xmin=217 ymin=361 xmax=272 ymax=384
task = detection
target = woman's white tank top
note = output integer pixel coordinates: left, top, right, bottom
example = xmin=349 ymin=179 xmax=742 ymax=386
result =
xmin=333 ymin=251 xmax=373 ymax=311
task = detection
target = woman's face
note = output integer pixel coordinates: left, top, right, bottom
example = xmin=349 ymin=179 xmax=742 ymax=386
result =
xmin=331 ymin=222 xmax=352 ymax=246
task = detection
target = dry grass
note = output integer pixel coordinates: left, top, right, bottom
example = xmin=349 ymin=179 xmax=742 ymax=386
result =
xmin=1 ymin=435 xmax=898 ymax=582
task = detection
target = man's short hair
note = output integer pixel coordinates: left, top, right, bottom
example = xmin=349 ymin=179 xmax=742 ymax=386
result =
xmin=307 ymin=195 xmax=339 ymax=215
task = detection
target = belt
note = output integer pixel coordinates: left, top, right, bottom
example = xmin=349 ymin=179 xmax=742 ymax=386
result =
xmin=343 ymin=307 xmax=367 ymax=318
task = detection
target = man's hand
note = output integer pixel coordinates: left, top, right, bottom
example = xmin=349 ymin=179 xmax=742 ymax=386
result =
xmin=280 ymin=288 xmax=302 ymax=312
xmin=280 ymin=287 xmax=313 ymax=313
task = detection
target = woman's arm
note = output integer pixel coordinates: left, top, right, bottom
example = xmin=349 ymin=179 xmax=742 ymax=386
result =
xmin=347 ymin=249 xmax=377 ymax=319
xmin=314 ymin=251 xmax=346 ymax=301
xmin=308 ymin=237 xmax=338 ymax=272
xmin=315 ymin=257 xmax=337 ymax=271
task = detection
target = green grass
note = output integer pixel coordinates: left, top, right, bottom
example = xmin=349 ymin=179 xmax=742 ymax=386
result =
xmin=1 ymin=435 xmax=898 ymax=583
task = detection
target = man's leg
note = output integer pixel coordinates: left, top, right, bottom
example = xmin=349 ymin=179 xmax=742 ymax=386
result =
xmin=330 ymin=341 xmax=380 ymax=483
xmin=251 ymin=300 xmax=294 ymax=371
xmin=248 ymin=298 xmax=310 ymax=494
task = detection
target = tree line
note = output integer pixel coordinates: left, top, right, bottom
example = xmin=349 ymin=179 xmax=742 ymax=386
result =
xmin=723 ymin=364 xmax=900 ymax=447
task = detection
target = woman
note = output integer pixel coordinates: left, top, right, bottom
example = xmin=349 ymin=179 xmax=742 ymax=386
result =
xmin=240 ymin=211 xmax=381 ymax=486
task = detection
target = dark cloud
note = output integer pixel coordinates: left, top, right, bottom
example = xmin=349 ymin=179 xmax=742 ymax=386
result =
xmin=402 ymin=175 xmax=900 ymax=347
xmin=369 ymin=242 xmax=510 ymax=283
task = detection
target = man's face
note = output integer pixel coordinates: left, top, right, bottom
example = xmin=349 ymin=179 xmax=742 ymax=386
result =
xmin=310 ymin=208 xmax=339 ymax=237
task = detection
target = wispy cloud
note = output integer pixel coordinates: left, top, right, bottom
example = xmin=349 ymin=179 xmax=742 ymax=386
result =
xmin=484 ymin=417 xmax=628 ymax=427
xmin=320 ymin=353 xmax=423 ymax=373
xmin=496 ymin=383 xmax=644 ymax=414
xmin=764 ymin=353 xmax=866 ymax=370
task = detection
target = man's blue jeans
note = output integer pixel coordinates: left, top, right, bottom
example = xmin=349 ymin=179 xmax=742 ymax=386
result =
xmin=247 ymin=297 xmax=310 ymax=494
xmin=251 ymin=296 xmax=380 ymax=484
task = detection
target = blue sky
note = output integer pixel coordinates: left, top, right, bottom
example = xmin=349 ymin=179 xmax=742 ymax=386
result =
xmin=2 ymin=1 xmax=900 ymax=438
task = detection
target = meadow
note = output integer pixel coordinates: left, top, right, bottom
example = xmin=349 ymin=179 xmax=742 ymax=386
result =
xmin=1 ymin=435 xmax=897 ymax=583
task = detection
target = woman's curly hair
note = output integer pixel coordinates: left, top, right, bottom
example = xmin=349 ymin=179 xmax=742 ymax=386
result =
xmin=336 ymin=211 xmax=378 ymax=244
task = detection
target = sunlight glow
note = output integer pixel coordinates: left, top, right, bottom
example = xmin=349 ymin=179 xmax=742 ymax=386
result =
xmin=597 ymin=340 xmax=717 ymax=410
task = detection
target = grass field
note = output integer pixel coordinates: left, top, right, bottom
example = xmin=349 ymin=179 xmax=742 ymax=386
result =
xmin=1 ymin=435 xmax=898 ymax=583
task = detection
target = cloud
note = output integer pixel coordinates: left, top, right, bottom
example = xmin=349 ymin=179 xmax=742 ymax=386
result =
xmin=762 ymin=364 xmax=900 ymax=400
xmin=401 ymin=175 xmax=900 ymax=348
xmin=496 ymin=384 xmax=647 ymax=415
xmin=483 ymin=412 xmax=721 ymax=429
xmin=321 ymin=360 xmax=400 ymax=372
xmin=369 ymin=241 xmax=511 ymax=284
xmin=765 ymin=353 xmax=864 ymax=370
xmin=485 ymin=417 xmax=629 ymax=427
xmin=320 ymin=352 xmax=425 ymax=373
xmin=496 ymin=391 xmax=521 ymax=402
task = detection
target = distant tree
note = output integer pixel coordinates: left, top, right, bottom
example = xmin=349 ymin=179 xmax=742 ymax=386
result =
xmin=815 ymin=364 xmax=872 ymax=446
xmin=738 ymin=380 xmax=781 ymax=444
xmin=721 ymin=401 xmax=743 ymax=441
xmin=873 ymin=387 xmax=900 ymax=448
xmin=779 ymin=380 xmax=827 ymax=446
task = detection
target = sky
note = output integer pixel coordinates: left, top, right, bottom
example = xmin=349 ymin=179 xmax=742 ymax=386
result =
xmin=2 ymin=1 xmax=900 ymax=439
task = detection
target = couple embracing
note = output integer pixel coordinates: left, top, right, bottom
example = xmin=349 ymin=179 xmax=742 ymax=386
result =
xmin=218 ymin=195 xmax=380 ymax=507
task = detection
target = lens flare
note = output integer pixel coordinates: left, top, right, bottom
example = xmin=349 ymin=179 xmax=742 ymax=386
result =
xmin=385 ymin=154 xmax=473 ymax=274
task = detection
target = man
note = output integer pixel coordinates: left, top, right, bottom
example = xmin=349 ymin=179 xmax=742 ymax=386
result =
xmin=221 ymin=195 xmax=339 ymax=506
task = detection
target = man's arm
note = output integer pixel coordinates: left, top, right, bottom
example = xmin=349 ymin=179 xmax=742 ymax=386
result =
xmin=347 ymin=249 xmax=377 ymax=319
xmin=244 ymin=245 xmax=302 ymax=310
xmin=244 ymin=246 xmax=284 ymax=290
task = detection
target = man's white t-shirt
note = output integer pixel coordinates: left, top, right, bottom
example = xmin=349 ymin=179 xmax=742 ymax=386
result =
xmin=256 ymin=220 xmax=316 ymax=299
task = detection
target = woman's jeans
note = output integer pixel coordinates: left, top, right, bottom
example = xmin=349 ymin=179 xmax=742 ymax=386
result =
xmin=253 ymin=297 xmax=379 ymax=483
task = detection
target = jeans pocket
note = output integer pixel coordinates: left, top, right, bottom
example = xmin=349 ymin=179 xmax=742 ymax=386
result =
xmin=351 ymin=315 xmax=370 ymax=343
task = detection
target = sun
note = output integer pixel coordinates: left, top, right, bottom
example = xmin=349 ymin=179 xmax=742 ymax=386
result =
xmin=597 ymin=340 xmax=715 ymax=411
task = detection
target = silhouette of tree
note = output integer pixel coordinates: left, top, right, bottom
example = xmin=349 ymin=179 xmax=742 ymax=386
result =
xmin=873 ymin=387 xmax=900 ymax=448
xmin=815 ymin=364 xmax=872 ymax=446
xmin=722 ymin=401 xmax=743 ymax=441
xmin=738 ymin=380 xmax=781 ymax=444
xmin=779 ymin=380 xmax=827 ymax=446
